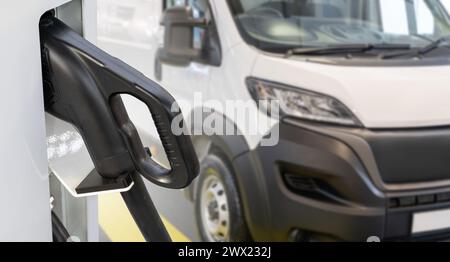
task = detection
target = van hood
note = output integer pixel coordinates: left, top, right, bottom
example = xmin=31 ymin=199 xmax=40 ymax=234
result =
xmin=252 ymin=55 xmax=450 ymax=128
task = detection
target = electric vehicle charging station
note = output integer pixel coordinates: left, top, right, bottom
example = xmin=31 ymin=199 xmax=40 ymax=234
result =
xmin=5 ymin=0 xmax=450 ymax=244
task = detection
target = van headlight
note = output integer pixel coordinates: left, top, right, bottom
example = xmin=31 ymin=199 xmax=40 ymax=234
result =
xmin=247 ymin=78 xmax=362 ymax=127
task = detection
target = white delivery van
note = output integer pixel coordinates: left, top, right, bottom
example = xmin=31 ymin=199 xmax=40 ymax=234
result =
xmin=148 ymin=0 xmax=450 ymax=242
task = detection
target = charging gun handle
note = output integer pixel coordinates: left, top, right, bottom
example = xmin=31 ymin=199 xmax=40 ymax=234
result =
xmin=41 ymin=17 xmax=199 ymax=241
xmin=41 ymin=17 xmax=198 ymax=189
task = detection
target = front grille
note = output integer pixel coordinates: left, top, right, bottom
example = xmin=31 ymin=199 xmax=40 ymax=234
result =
xmin=362 ymin=127 xmax=450 ymax=184
xmin=389 ymin=192 xmax=450 ymax=209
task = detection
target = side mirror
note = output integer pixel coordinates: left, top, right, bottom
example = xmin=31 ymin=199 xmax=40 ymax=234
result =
xmin=158 ymin=6 xmax=207 ymax=66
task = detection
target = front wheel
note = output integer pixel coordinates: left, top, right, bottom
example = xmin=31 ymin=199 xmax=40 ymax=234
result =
xmin=195 ymin=153 xmax=251 ymax=242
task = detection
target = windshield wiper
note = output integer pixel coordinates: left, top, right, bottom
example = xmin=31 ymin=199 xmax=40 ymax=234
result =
xmin=380 ymin=35 xmax=450 ymax=59
xmin=418 ymin=35 xmax=450 ymax=55
xmin=285 ymin=43 xmax=411 ymax=58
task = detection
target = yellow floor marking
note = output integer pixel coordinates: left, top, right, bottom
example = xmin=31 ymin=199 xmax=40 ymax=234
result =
xmin=99 ymin=193 xmax=191 ymax=242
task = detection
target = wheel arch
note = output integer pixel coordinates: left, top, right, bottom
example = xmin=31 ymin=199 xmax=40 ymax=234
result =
xmin=185 ymin=109 xmax=273 ymax=241
xmin=184 ymin=108 xmax=250 ymax=201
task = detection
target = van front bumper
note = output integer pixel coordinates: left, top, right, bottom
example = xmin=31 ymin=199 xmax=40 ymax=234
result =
xmin=232 ymin=119 xmax=450 ymax=241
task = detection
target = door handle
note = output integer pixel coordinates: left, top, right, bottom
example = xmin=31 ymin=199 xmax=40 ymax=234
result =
xmin=40 ymin=16 xmax=198 ymax=190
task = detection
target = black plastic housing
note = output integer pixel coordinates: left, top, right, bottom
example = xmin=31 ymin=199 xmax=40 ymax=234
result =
xmin=40 ymin=16 xmax=198 ymax=189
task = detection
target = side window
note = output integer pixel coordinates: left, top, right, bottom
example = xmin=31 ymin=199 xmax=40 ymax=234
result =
xmin=164 ymin=0 xmax=186 ymax=9
xmin=380 ymin=0 xmax=409 ymax=34
xmin=380 ymin=0 xmax=437 ymax=36
xmin=443 ymin=0 xmax=450 ymax=12
xmin=164 ymin=0 xmax=211 ymax=18
xmin=416 ymin=0 xmax=434 ymax=35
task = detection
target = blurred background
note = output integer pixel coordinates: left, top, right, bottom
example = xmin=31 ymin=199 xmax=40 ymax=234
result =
xmin=95 ymin=0 xmax=450 ymax=242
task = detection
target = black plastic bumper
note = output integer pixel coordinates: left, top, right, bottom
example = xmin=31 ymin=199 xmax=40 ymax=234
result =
xmin=232 ymin=119 xmax=450 ymax=241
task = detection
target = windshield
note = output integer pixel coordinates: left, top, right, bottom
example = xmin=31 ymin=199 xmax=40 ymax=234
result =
xmin=227 ymin=0 xmax=450 ymax=53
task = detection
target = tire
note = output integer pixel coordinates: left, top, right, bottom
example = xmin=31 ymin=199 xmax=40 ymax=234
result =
xmin=195 ymin=152 xmax=251 ymax=242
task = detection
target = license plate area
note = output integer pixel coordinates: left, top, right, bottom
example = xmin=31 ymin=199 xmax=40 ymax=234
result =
xmin=412 ymin=208 xmax=450 ymax=234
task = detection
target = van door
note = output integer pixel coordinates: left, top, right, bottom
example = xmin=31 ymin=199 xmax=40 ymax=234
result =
xmin=157 ymin=0 xmax=212 ymax=113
